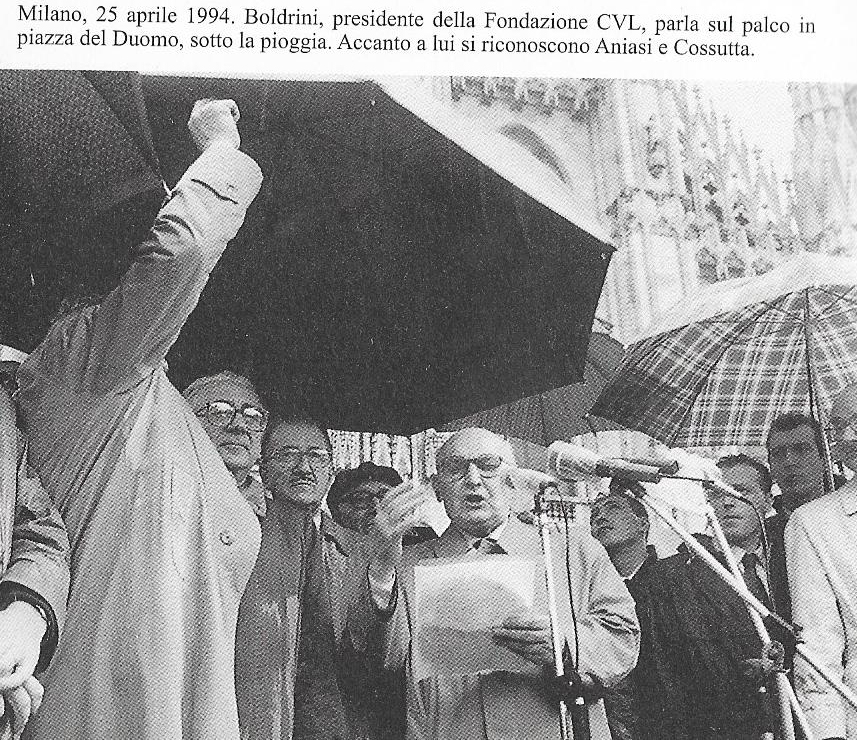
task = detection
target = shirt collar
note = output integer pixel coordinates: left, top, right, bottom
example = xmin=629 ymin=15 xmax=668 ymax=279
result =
xmin=459 ymin=515 xmax=510 ymax=550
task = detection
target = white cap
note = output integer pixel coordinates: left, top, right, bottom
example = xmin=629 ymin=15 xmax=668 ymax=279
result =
xmin=0 ymin=344 xmax=27 ymax=365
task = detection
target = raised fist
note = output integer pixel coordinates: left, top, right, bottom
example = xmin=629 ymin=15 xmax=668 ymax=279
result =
xmin=188 ymin=98 xmax=241 ymax=151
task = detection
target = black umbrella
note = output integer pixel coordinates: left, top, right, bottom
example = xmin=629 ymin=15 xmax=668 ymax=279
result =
xmin=0 ymin=70 xmax=164 ymax=347
xmin=441 ymin=331 xmax=627 ymax=446
xmin=144 ymin=77 xmax=613 ymax=434
xmin=3 ymin=73 xmax=613 ymax=435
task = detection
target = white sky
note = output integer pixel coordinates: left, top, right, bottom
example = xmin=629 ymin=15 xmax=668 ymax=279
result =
xmin=696 ymin=80 xmax=795 ymax=178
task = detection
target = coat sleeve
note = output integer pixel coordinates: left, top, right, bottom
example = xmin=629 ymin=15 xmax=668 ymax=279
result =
xmin=569 ymin=535 xmax=640 ymax=689
xmin=786 ymin=507 xmax=847 ymax=739
xmin=0 ymin=470 xmax=70 ymax=671
xmin=344 ymin=545 xmax=413 ymax=674
xmin=73 ymin=144 xmax=262 ymax=392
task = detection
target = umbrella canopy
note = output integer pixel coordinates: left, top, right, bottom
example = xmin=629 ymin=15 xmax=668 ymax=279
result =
xmin=141 ymin=76 xmax=612 ymax=434
xmin=590 ymin=252 xmax=857 ymax=448
xmin=0 ymin=70 xmax=165 ymax=347
xmin=1 ymin=72 xmax=612 ymax=435
xmin=441 ymin=331 xmax=626 ymax=446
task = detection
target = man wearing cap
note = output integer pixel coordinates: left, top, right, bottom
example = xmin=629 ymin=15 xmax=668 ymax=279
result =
xmin=17 ymin=99 xmax=264 ymax=739
xmin=349 ymin=427 xmax=639 ymax=740
xmin=0 ymin=349 xmax=69 ymax=738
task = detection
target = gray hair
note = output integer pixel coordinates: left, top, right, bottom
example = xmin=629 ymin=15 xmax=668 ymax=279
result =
xmin=182 ymin=370 xmax=260 ymax=406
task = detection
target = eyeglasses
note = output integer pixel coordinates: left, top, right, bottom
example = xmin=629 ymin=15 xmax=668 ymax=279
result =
xmin=768 ymin=441 xmax=817 ymax=461
xmin=436 ymin=454 xmax=504 ymax=480
xmin=264 ymin=446 xmax=332 ymax=468
xmin=195 ymin=401 xmax=268 ymax=432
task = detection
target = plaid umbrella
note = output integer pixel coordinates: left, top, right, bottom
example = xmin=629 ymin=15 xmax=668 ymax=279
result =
xmin=590 ymin=252 xmax=857 ymax=448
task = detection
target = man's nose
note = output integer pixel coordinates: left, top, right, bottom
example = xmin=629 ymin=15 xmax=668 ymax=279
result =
xmin=226 ymin=413 xmax=249 ymax=432
xmin=294 ymin=453 xmax=313 ymax=472
xmin=464 ymin=462 xmax=482 ymax=485
xmin=782 ymin=448 xmax=798 ymax=466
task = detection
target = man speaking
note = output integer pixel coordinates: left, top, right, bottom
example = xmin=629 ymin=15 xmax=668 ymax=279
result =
xmin=349 ymin=427 xmax=638 ymax=740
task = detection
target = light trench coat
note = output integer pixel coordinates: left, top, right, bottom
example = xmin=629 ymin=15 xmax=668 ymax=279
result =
xmin=350 ymin=516 xmax=640 ymax=740
xmin=18 ymin=144 xmax=263 ymax=740
xmin=786 ymin=480 xmax=857 ymax=740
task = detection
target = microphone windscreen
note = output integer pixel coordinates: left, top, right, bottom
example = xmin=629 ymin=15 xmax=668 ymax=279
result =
xmin=547 ymin=441 xmax=599 ymax=480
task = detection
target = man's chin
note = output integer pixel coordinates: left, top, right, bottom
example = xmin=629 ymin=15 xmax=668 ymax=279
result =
xmin=219 ymin=448 xmax=250 ymax=471
xmin=282 ymin=485 xmax=323 ymax=508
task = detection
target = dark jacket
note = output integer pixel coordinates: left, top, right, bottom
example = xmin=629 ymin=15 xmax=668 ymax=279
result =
xmin=606 ymin=540 xmax=773 ymax=740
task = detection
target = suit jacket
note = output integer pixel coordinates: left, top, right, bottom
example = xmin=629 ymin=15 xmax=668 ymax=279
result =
xmin=645 ymin=541 xmax=772 ymax=740
xmin=350 ymin=516 xmax=639 ymax=740
xmin=786 ymin=480 xmax=857 ymax=739
xmin=20 ymin=145 xmax=263 ymax=740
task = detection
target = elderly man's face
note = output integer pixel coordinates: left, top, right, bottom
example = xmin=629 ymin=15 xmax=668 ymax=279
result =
xmin=433 ymin=429 xmax=514 ymax=538
xmin=830 ymin=383 xmax=857 ymax=472
xmin=262 ymin=421 xmax=333 ymax=509
xmin=767 ymin=425 xmax=825 ymax=503
xmin=590 ymin=493 xmax=647 ymax=553
xmin=709 ymin=463 xmax=771 ymax=550
xmin=187 ymin=376 xmax=265 ymax=481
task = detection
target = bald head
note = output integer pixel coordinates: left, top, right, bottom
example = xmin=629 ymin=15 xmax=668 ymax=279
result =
xmin=436 ymin=428 xmax=516 ymax=467
xmin=831 ymin=381 xmax=857 ymax=471
xmin=434 ymin=428 xmax=516 ymax=538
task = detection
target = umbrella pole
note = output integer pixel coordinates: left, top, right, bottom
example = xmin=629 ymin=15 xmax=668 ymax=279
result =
xmin=803 ymin=288 xmax=836 ymax=492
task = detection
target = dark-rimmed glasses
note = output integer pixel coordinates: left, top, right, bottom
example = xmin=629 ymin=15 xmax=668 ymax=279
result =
xmin=263 ymin=446 xmax=332 ymax=468
xmin=436 ymin=454 xmax=504 ymax=480
xmin=195 ymin=401 xmax=268 ymax=432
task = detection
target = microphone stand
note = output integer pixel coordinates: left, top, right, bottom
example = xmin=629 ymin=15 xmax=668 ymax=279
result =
xmin=534 ymin=482 xmax=577 ymax=740
xmin=623 ymin=474 xmax=857 ymax=740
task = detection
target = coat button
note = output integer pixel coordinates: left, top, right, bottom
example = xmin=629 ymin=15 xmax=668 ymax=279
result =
xmin=219 ymin=531 xmax=233 ymax=546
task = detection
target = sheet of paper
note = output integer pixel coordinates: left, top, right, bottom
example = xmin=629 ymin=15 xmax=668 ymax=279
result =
xmin=413 ymin=556 xmax=536 ymax=681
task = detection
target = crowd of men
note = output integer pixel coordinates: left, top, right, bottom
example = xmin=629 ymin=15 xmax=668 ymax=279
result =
xmin=1 ymin=98 xmax=857 ymax=740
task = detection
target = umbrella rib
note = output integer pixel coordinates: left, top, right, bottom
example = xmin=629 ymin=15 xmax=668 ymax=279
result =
xmin=817 ymin=287 xmax=857 ymax=311
xmin=692 ymin=296 xmax=802 ymax=325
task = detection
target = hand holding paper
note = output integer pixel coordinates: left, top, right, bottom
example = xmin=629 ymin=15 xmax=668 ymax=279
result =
xmin=491 ymin=611 xmax=554 ymax=668
xmin=413 ymin=557 xmax=537 ymax=680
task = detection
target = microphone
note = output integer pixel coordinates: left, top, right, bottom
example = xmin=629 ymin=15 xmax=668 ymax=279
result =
xmin=511 ymin=468 xmax=561 ymax=494
xmin=547 ymin=441 xmax=664 ymax=483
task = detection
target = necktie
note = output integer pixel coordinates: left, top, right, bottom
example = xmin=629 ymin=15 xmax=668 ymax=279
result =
xmin=474 ymin=537 xmax=505 ymax=555
xmin=741 ymin=552 xmax=771 ymax=610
